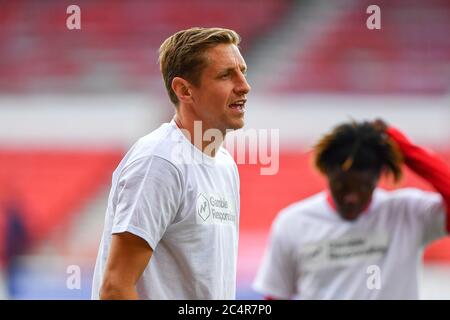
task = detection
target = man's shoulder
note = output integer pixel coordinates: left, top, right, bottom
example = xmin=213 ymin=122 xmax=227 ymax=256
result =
xmin=373 ymin=187 xmax=437 ymax=204
xmin=135 ymin=121 xmax=177 ymax=155
xmin=124 ymin=121 xmax=184 ymax=164
xmin=217 ymin=147 xmax=237 ymax=166
xmin=115 ymin=122 xmax=183 ymax=175
xmin=371 ymin=187 xmax=442 ymax=213
xmin=276 ymin=192 xmax=328 ymax=225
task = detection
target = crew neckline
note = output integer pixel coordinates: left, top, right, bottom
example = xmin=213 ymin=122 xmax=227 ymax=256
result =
xmin=169 ymin=119 xmax=219 ymax=166
xmin=325 ymin=189 xmax=373 ymax=219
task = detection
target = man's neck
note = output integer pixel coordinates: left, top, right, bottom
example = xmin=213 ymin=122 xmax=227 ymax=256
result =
xmin=173 ymin=113 xmax=225 ymax=158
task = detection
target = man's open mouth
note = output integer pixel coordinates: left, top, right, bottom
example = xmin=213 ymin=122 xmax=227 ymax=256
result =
xmin=228 ymin=100 xmax=246 ymax=111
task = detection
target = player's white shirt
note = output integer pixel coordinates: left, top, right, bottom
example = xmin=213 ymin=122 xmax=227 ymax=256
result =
xmin=253 ymin=189 xmax=447 ymax=300
xmin=92 ymin=120 xmax=240 ymax=299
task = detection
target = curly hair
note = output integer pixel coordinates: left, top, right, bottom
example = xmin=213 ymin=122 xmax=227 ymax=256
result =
xmin=314 ymin=121 xmax=404 ymax=182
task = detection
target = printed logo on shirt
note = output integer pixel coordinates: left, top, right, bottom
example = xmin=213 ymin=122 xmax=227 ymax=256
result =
xmin=196 ymin=193 xmax=236 ymax=226
xmin=299 ymin=232 xmax=389 ymax=271
xmin=197 ymin=193 xmax=211 ymax=221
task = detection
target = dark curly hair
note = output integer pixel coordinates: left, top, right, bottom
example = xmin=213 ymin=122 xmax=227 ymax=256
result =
xmin=313 ymin=121 xmax=404 ymax=182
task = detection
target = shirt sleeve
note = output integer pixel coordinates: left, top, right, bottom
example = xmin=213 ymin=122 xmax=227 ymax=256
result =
xmin=395 ymin=189 xmax=446 ymax=246
xmin=252 ymin=214 xmax=297 ymax=299
xmin=386 ymin=126 xmax=450 ymax=233
xmin=111 ymin=155 xmax=183 ymax=250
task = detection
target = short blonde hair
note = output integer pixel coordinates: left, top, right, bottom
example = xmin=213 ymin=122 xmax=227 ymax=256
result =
xmin=159 ymin=27 xmax=241 ymax=105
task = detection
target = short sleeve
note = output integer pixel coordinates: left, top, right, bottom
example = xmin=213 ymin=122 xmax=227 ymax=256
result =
xmin=111 ymin=155 xmax=183 ymax=250
xmin=398 ymin=189 xmax=447 ymax=246
xmin=252 ymin=214 xmax=297 ymax=299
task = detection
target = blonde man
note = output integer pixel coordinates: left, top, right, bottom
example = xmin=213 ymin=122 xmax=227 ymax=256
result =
xmin=92 ymin=27 xmax=251 ymax=299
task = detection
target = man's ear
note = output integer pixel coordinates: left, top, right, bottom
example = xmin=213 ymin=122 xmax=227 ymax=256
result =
xmin=172 ymin=77 xmax=192 ymax=104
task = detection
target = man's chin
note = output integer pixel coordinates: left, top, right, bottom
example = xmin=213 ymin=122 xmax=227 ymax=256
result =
xmin=339 ymin=210 xmax=362 ymax=221
xmin=227 ymin=119 xmax=245 ymax=131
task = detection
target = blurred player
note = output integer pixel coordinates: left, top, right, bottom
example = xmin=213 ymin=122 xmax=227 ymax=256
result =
xmin=253 ymin=119 xmax=450 ymax=299
xmin=92 ymin=27 xmax=250 ymax=299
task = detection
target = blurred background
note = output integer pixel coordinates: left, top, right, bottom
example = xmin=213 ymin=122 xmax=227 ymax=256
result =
xmin=0 ymin=0 xmax=449 ymax=299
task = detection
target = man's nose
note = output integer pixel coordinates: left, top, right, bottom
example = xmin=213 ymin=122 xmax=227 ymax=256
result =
xmin=235 ymin=73 xmax=251 ymax=95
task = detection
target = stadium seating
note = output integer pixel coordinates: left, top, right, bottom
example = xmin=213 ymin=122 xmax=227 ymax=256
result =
xmin=274 ymin=0 xmax=450 ymax=94
xmin=0 ymin=0 xmax=291 ymax=93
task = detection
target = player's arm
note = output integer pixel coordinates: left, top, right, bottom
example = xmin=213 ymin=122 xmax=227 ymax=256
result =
xmin=377 ymin=120 xmax=450 ymax=232
xmin=100 ymin=232 xmax=152 ymax=300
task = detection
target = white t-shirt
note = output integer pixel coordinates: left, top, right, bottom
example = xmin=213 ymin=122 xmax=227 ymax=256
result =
xmin=92 ymin=120 xmax=240 ymax=299
xmin=253 ymin=188 xmax=447 ymax=299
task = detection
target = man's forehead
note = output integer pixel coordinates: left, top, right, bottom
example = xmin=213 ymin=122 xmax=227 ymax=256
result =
xmin=204 ymin=44 xmax=246 ymax=69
